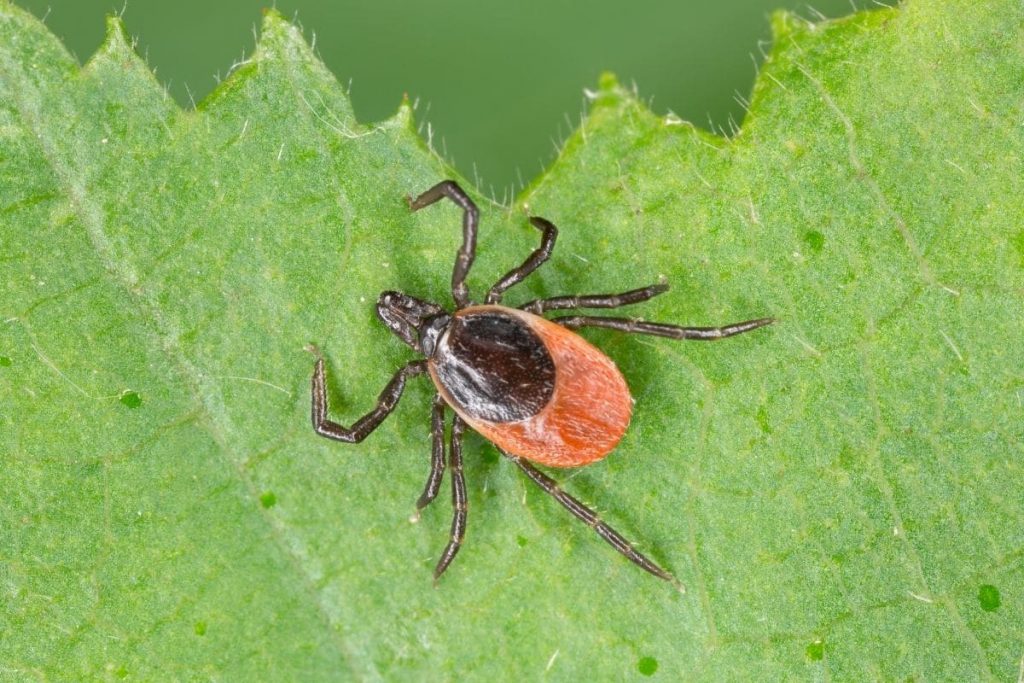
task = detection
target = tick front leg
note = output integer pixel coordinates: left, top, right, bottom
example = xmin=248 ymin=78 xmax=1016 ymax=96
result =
xmin=552 ymin=314 xmax=776 ymax=340
xmin=407 ymin=180 xmax=479 ymax=308
xmin=506 ymin=453 xmax=683 ymax=589
xmin=485 ymin=216 xmax=558 ymax=304
xmin=414 ymin=394 xmax=448 ymax=514
xmin=520 ymin=282 xmax=669 ymax=315
xmin=310 ymin=351 xmax=427 ymax=443
xmin=434 ymin=416 xmax=467 ymax=583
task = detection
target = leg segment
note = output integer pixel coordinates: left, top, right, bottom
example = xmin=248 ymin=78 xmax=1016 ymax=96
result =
xmin=407 ymin=180 xmax=478 ymax=307
xmin=415 ymin=394 xmax=448 ymax=513
xmin=552 ymin=315 xmax=775 ymax=340
xmin=506 ymin=453 xmax=682 ymax=589
xmin=310 ymin=352 xmax=427 ymax=443
xmin=520 ymin=282 xmax=669 ymax=315
xmin=434 ymin=417 xmax=467 ymax=582
xmin=485 ymin=216 xmax=558 ymax=304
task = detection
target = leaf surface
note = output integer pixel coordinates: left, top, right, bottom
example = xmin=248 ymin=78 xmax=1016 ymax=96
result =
xmin=1 ymin=1 xmax=1022 ymax=679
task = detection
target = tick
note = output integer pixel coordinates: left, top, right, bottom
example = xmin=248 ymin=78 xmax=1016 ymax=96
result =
xmin=310 ymin=180 xmax=774 ymax=587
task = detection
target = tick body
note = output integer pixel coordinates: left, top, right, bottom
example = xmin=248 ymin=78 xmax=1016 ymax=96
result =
xmin=310 ymin=180 xmax=775 ymax=587
xmin=430 ymin=305 xmax=631 ymax=468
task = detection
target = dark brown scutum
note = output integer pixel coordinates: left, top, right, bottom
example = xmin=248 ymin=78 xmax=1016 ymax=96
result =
xmin=432 ymin=310 xmax=555 ymax=423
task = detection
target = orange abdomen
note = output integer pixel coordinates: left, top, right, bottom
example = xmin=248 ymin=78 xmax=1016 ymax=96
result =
xmin=430 ymin=307 xmax=633 ymax=468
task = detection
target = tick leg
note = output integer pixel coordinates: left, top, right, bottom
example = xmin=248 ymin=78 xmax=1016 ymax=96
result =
xmin=520 ymin=282 xmax=669 ymax=315
xmin=434 ymin=417 xmax=468 ymax=582
xmin=552 ymin=315 xmax=776 ymax=340
xmin=407 ymin=180 xmax=478 ymax=308
xmin=506 ymin=453 xmax=683 ymax=589
xmin=310 ymin=352 xmax=427 ymax=443
xmin=415 ymin=394 xmax=448 ymax=513
xmin=485 ymin=216 xmax=558 ymax=304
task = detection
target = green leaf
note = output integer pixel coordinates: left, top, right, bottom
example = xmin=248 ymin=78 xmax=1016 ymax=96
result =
xmin=1 ymin=0 xmax=1021 ymax=679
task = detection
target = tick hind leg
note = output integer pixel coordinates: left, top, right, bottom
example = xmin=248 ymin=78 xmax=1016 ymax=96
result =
xmin=505 ymin=452 xmax=683 ymax=590
xmin=434 ymin=417 xmax=468 ymax=582
xmin=413 ymin=394 xmax=448 ymax=519
xmin=309 ymin=347 xmax=427 ymax=443
xmin=520 ymin=282 xmax=670 ymax=315
xmin=407 ymin=180 xmax=479 ymax=308
xmin=553 ymin=315 xmax=776 ymax=340
xmin=486 ymin=217 xmax=558 ymax=304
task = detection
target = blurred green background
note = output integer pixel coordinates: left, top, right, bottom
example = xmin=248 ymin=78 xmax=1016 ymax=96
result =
xmin=20 ymin=0 xmax=888 ymax=193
